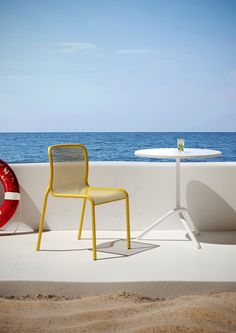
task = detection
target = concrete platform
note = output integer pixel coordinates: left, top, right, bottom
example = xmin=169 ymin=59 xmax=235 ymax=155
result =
xmin=1 ymin=230 xmax=236 ymax=298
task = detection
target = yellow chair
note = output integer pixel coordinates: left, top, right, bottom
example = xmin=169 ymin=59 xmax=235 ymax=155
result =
xmin=36 ymin=144 xmax=131 ymax=260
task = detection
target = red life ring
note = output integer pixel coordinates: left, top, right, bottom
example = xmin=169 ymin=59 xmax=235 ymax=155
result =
xmin=0 ymin=160 xmax=20 ymax=228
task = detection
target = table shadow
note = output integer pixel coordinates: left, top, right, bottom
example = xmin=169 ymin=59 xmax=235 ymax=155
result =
xmin=186 ymin=180 xmax=236 ymax=231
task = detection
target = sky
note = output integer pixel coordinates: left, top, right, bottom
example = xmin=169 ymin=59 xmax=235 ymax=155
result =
xmin=0 ymin=0 xmax=236 ymax=132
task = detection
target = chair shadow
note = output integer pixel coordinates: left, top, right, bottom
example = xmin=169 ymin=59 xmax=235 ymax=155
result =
xmin=142 ymin=238 xmax=189 ymax=242
xmin=40 ymin=239 xmax=159 ymax=261
xmin=40 ymin=248 xmax=90 ymax=252
xmin=94 ymin=239 xmax=159 ymax=260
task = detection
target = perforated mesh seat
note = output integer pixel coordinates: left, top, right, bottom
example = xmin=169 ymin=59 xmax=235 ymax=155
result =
xmin=36 ymin=144 xmax=131 ymax=260
xmin=53 ymin=185 xmax=126 ymax=205
xmin=82 ymin=187 xmax=126 ymax=205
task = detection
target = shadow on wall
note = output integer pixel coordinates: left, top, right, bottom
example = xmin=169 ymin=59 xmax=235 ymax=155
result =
xmin=186 ymin=180 xmax=236 ymax=231
xmin=196 ymin=231 xmax=236 ymax=245
xmin=0 ymin=186 xmax=50 ymax=232
xmin=19 ymin=186 xmax=50 ymax=231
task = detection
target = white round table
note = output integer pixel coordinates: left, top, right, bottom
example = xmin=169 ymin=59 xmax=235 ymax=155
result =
xmin=135 ymin=148 xmax=222 ymax=248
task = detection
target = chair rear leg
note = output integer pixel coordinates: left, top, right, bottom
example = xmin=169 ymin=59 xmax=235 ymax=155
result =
xmin=78 ymin=199 xmax=87 ymax=239
xmin=90 ymin=201 xmax=97 ymax=260
xmin=36 ymin=188 xmax=50 ymax=251
xmin=125 ymin=196 xmax=131 ymax=249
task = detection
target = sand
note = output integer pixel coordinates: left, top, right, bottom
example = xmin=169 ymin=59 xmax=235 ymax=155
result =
xmin=0 ymin=292 xmax=236 ymax=333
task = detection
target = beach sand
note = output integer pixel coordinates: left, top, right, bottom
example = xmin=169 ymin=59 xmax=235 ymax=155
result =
xmin=0 ymin=292 xmax=235 ymax=333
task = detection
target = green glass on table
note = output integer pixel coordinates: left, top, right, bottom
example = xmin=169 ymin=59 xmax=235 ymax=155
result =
xmin=177 ymin=138 xmax=185 ymax=152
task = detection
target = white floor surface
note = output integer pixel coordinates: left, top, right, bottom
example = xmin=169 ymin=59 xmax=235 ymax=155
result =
xmin=1 ymin=230 xmax=236 ymax=298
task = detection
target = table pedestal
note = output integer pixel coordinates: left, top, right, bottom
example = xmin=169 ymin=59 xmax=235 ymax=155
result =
xmin=137 ymin=158 xmax=201 ymax=249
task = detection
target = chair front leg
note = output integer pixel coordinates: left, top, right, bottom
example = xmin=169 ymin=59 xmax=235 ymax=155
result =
xmin=78 ymin=199 xmax=87 ymax=239
xmin=36 ymin=188 xmax=50 ymax=251
xmin=125 ymin=196 xmax=131 ymax=249
xmin=90 ymin=201 xmax=97 ymax=260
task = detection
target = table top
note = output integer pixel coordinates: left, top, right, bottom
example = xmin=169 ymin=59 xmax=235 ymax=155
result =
xmin=135 ymin=148 xmax=222 ymax=159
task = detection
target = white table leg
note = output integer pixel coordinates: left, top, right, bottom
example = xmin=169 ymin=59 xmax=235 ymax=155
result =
xmin=179 ymin=212 xmax=201 ymax=249
xmin=176 ymin=157 xmax=180 ymax=208
xmin=137 ymin=209 xmax=175 ymax=240
xmin=180 ymin=208 xmax=200 ymax=235
xmin=175 ymin=158 xmax=200 ymax=247
xmin=136 ymin=157 xmax=201 ymax=248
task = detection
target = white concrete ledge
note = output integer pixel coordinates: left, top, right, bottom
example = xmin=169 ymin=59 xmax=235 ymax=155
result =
xmin=1 ymin=162 xmax=236 ymax=232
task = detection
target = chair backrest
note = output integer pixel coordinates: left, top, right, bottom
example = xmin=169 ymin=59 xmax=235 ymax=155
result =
xmin=48 ymin=144 xmax=89 ymax=194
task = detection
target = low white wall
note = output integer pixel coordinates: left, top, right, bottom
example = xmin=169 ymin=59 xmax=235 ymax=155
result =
xmin=1 ymin=162 xmax=236 ymax=232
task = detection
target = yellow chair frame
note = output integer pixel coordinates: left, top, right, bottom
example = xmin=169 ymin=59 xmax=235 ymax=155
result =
xmin=36 ymin=144 xmax=131 ymax=260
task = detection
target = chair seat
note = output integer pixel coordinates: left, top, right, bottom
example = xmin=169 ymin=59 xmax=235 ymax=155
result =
xmin=85 ymin=187 xmax=126 ymax=205
xmin=54 ymin=185 xmax=127 ymax=205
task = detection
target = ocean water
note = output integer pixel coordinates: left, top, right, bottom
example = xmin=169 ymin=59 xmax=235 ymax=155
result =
xmin=0 ymin=132 xmax=235 ymax=163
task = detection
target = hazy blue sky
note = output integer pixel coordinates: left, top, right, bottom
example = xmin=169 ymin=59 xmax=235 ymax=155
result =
xmin=0 ymin=0 xmax=236 ymax=131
